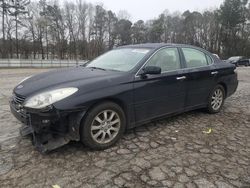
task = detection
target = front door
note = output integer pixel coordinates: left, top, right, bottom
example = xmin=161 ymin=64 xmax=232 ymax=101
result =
xmin=133 ymin=47 xmax=187 ymax=124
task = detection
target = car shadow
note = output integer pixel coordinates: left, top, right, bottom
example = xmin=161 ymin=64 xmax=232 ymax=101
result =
xmin=48 ymin=109 xmax=211 ymax=156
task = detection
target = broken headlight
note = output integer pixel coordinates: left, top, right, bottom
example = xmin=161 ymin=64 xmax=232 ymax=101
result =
xmin=24 ymin=87 xmax=78 ymax=109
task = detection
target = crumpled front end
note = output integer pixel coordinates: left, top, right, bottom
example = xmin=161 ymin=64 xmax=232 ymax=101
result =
xmin=10 ymin=93 xmax=86 ymax=153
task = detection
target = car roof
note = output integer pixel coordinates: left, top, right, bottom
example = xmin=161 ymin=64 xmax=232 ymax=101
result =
xmin=117 ymin=43 xmax=206 ymax=50
xmin=118 ymin=43 xmax=170 ymax=49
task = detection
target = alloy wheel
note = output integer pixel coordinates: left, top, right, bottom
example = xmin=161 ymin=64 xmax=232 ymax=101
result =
xmin=211 ymin=88 xmax=223 ymax=111
xmin=90 ymin=110 xmax=121 ymax=144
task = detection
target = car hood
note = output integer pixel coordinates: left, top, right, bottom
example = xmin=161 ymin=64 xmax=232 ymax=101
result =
xmin=14 ymin=67 xmax=126 ymax=97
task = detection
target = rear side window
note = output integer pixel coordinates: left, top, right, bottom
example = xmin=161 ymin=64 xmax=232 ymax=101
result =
xmin=182 ymin=48 xmax=209 ymax=68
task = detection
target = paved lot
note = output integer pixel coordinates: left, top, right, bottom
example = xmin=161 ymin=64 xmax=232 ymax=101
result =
xmin=0 ymin=68 xmax=250 ymax=188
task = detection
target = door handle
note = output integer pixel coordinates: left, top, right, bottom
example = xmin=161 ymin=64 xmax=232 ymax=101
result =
xmin=211 ymin=71 xmax=218 ymax=75
xmin=176 ymin=76 xmax=186 ymax=80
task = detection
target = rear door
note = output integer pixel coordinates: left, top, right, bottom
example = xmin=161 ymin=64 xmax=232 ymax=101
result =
xmin=180 ymin=47 xmax=217 ymax=108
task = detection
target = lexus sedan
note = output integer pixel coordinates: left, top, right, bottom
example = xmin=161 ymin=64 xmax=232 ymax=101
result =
xmin=10 ymin=43 xmax=238 ymax=153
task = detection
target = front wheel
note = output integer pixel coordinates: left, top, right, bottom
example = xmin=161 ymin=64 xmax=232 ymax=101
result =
xmin=207 ymin=85 xmax=225 ymax=114
xmin=80 ymin=102 xmax=126 ymax=150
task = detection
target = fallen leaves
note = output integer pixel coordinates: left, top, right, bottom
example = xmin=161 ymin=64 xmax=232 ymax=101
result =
xmin=203 ymin=128 xmax=212 ymax=134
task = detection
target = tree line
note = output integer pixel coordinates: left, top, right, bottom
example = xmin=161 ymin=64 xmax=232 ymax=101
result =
xmin=0 ymin=0 xmax=249 ymax=60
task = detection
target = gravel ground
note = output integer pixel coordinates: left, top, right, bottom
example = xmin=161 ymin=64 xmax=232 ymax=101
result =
xmin=0 ymin=68 xmax=249 ymax=188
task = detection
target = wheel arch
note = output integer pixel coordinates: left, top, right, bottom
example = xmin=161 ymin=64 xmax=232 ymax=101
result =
xmin=92 ymin=97 xmax=127 ymax=115
xmin=217 ymin=82 xmax=227 ymax=97
xmin=81 ymin=97 xmax=129 ymax=129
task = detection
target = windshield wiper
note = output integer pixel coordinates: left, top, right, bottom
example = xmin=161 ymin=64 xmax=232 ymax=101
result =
xmin=88 ymin=67 xmax=106 ymax=71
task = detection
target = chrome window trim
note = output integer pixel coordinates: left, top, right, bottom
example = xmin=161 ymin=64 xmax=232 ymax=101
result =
xmin=135 ymin=46 xmax=215 ymax=78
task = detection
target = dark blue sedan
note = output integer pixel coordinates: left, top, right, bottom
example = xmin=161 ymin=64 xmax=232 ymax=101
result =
xmin=10 ymin=43 xmax=238 ymax=152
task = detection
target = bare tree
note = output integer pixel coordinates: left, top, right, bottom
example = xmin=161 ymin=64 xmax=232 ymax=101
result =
xmin=46 ymin=3 xmax=66 ymax=59
xmin=0 ymin=0 xmax=11 ymax=57
xmin=65 ymin=1 xmax=76 ymax=59
xmin=93 ymin=5 xmax=107 ymax=55
xmin=76 ymin=0 xmax=88 ymax=59
xmin=8 ymin=0 xmax=30 ymax=58
xmin=26 ymin=2 xmax=37 ymax=58
xmin=39 ymin=0 xmax=49 ymax=59
xmin=117 ymin=10 xmax=131 ymax=20
xmin=0 ymin=0 xmax=250 ymax=60
xmin=107 ymin=10 xmax=117 ymax=49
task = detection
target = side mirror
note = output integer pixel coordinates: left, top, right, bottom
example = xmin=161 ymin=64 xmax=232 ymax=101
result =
xmin=141 ymin=66 xmax=161 ymax=76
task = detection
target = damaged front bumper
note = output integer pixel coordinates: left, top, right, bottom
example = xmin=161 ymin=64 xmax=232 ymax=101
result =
xmin=10 ymin=97 xmax=86 ymax=153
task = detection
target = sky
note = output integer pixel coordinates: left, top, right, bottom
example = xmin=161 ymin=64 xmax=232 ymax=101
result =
xmin=85 ymin=0 xmax=225 ymax=21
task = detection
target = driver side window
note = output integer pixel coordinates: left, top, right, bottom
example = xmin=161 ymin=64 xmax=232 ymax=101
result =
xmin=145 ymin=48 xmax=181 ymax=72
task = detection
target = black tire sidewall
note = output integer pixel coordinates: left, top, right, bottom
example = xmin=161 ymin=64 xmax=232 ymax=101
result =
xmin=207 ymin=85 xmax=225 ymax=114
xmin=80 ymin=102 xmax=126 ymax=150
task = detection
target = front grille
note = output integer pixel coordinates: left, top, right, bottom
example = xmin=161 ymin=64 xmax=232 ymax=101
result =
xmin=11 ymin=93 xmax=28 ymax=123
xmin=13 ymin=93 xmax=26 ymax=104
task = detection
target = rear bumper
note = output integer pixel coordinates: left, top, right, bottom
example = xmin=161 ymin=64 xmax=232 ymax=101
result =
xmin=10 ymin=100 xmax=86 ymax=153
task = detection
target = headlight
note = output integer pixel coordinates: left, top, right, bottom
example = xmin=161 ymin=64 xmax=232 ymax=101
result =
xmin=24 ymin=87 xmax=78 ymax=109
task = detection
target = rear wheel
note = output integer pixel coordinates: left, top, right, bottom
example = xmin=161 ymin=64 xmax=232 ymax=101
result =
xmin=207 ymin=85 xmax=225 ymax=114
xmin=80 ymin=102 xmax=126 ymax=150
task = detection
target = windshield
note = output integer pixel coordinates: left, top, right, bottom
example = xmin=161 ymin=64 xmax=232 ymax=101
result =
xmin=86 ymin=48 xmax=150 ymax=72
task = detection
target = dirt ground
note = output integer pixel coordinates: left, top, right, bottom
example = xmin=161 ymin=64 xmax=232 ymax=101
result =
xmin=0 ymin=68 xmax=249 ymax=188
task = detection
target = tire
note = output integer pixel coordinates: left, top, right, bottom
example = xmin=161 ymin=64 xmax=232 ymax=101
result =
xmin=207 ymin=85 xmax=225 ymax=114
xmin=80 ymin=102 xmax=126 ymax=150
